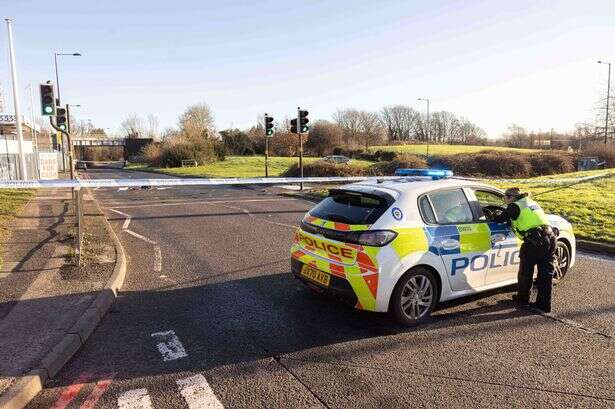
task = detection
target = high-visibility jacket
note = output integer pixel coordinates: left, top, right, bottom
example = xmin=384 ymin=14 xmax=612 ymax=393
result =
xmin=511 ymin=197 xmax=550 ymax=237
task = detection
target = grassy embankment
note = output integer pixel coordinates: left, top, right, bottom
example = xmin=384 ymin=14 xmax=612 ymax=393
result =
xmin=368 ymin=144 xmax=538 ymax=155
xmin=0 ymin=189 xmax=35 ymax=267
xmin=127 ymin=156 xmax=374 ymax=178
xmin=493 ymin=169 xmax=615 ymax=244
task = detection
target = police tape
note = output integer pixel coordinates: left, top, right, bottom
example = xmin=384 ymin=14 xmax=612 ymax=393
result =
xmin=0 ymin=171 xmax=612 ymax=189
xmin=471 ymin=171 xmax=615 ymax=185
xmin=0 ymin=176 xmax=402 ymax=189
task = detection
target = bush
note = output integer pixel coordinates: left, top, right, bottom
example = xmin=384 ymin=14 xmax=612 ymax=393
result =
xmin=368 ymin=154 xmax=428 ymax=175
xmin=581 ymin=142 xmax=615 ymax=168
xmin=527 ymin=152 xmax=576 ymax=175
xmin=140 ymin=137 xmax=222 ymax=167
xmin=430 ymin=151 xmax=532 ymax=177
xmin=429 ymin=150 xmax=577 ymax=177
xmin=373 ymin=150 xmax=398 ymax=161
xmin=282 ymin=161 xmax=367 ymax=177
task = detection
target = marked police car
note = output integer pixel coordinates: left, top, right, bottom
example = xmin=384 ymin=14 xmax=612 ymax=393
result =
xmin=290 ymin=169 xmax=575 ymax=326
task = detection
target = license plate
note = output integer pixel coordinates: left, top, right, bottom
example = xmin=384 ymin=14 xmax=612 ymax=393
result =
xmin=300 ymin=265 xmax=331 ymax=287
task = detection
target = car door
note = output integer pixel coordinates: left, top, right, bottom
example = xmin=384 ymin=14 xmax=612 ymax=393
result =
xmin=419 ymin=188 xmax=492 ymax=292
xmin=467 ymin=188 xmax=521 ymax=285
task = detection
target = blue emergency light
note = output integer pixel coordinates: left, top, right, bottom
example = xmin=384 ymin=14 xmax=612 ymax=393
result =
xmin=394 ymin=168 xmax=453 ymax=179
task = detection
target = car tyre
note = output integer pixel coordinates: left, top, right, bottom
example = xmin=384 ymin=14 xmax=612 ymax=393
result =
xmin=391 ymin=267 xmax=438 ymax=326
xmin=553 ymin=240 xmax=570 ymax=281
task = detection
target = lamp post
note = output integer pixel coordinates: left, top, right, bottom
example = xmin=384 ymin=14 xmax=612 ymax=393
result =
xmin=54 ymin=52 xmax=81 ymax=104
xmin=598 ymin=61 xmax=611 ymax=144
xmin=5 ymin=19 xmax=27 ymax=179
xmin=53 ymin=52 xmax=80 ymax=172
xmin=418 ymin=98 xmax=430 ymax=161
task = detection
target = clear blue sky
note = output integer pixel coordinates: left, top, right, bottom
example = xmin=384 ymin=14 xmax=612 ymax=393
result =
xmin=2 ymin=0 xmax=615 ymax=138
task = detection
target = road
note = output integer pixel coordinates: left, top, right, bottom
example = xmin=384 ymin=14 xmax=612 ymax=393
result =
xmin=29 ymin=168 xmax=615 ymax=408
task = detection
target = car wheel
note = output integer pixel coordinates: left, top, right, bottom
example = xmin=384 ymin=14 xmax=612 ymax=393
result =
xmin=553 ymin=241 xmax=570 ymax=281
xmin=391 ymin=267 xmax=438 ymax=326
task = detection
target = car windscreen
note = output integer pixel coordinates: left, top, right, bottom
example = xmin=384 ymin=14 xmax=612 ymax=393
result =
xmin=308 ymin=190 xmax=392 ymax=225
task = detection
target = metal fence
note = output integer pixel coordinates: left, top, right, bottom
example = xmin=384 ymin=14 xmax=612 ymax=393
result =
xmin=0 ymin=152 xmax=38 ymax=180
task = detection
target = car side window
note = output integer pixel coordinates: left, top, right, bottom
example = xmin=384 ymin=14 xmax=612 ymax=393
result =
xmin=474 ymin=190 xmax=504 ymax=207
xmin=426 ymin=189 xmax=474 ymax=224
xmin=419 ymin=196 xmax=437 ymax=224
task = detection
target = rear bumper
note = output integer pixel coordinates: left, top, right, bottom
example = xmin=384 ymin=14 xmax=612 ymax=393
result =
xmin=291 ymin=258 xmax=358 ymax=307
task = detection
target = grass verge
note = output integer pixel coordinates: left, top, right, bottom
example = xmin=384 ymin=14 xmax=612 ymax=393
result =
xmin=492 ymin=169 xmax=615 ymax=243
xmin=0 ymin=189 xmax=35 ymax=267
xmin=127 ymin=156 xmax=374 ymax=178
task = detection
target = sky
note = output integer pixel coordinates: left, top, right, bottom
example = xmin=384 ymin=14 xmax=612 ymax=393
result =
xmin=1 ymin=0 xmax=614 ymax=138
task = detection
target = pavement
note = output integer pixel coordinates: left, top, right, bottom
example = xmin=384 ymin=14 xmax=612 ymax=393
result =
xmin=0 ymin=185 xmax=121 ymax=408
xmin=21 ymin=168 xmax=615 ymax=408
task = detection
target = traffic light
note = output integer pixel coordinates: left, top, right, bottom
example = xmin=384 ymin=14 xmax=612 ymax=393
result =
xmin=56 ymin=107 xmax=67 ymax=131
xmin=299 ymin=110 xmax=309 ymax=133
xmin=40 ymin=83 xmax=56 ymax=116
xmin=290 ymin=118 xmax=298 ymax=134
xmin=265 ymin=115 xmax=274 ymax=136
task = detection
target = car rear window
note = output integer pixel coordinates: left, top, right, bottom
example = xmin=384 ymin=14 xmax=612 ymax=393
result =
xmin=308 ymin=190 xmax=392 ymax=225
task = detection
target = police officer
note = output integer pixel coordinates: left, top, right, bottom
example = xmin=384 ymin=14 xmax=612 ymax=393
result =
xmin=492 ymin=187 xmax=556 ymax=313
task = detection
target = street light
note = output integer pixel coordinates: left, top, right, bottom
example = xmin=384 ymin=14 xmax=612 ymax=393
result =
xmin=54 ymin=52 xmax=81 ymax=105
xmin=598 ymin=60 xmax=611 ymax=144
xmin=66 ymin=104 xmax=81 ymax=134
xmin=418 ymin=98 xmax=430 ymax=160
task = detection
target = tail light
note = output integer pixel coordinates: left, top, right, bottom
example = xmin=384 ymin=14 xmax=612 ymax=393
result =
xmin=301 ymin=221 xmax=397 ymax=247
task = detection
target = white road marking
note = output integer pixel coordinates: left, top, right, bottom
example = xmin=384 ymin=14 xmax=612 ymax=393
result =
xmin=117 ymin=388 xmax=153 ymax=409
xmin=176 ymin=374 xmax=224 ymax=409
xmin=109 ymin=209 xmax=163 ymax=272
xmin=108 ymin=208 xmax=133 ymax=230
xmin=124 ymin=229 xmax=157 ymax=244
xmin=154 ymin=246 xmax=162 ymax=272
xmin=151 ymin=330 xmax=188 ymax=361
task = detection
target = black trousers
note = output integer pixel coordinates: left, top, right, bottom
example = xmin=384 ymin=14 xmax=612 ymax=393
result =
xmin=517 ymin=231 xmax=556 ymax=309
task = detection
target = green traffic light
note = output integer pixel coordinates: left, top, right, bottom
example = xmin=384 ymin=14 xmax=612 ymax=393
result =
xmin=302 ymin=126 xmax=309 ymax=133
xmin=44 ymin=106 xmax=53 ymax=114
xmin=59 ymin=124 xmax=66 ymax=130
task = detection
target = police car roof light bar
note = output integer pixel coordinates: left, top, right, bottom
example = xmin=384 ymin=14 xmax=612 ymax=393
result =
xmin=394 ymin=168 xmax=453 ymax=179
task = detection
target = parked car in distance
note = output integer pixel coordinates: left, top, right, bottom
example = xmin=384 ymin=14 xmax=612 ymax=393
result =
xmin=75 ymin=161 xmax=87 ymax=170
xmin=322 ymin=155 xmax=351 ymax=165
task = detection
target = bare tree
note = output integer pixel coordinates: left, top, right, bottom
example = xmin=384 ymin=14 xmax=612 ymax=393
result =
xmin=146 ymin=114 xmax=160 ymax=140
xmin=178 ymin=103 xmax=217 ymax=141
xmin=306 ymin=120 xmax=343 ymax=155
xmin=333 ymin=109 xmax=361 ymax=147
xmin=357 ymin=110 xmax=384 ymax=150
xmin=380 ymin=105 xmax=420 ymax=141
xmin=503 ymin=124 xmax=530 ymax=147
xmin=120 ymin=115 xmax=145 ymax=138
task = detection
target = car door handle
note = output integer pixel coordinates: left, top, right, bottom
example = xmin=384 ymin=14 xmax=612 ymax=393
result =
xmin=441 ymin=239 xmax=460 ymax=250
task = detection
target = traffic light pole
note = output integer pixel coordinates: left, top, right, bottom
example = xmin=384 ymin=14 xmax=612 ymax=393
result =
xmin=49 ymin=115 xmax=81 ymax=264
xmin=265 ymin=134 xmax=269 ymax=178
xmin=264 ymin=114 xmax=269 ymax=178
xmin=298 ymin=107 xmax=303 ymax=191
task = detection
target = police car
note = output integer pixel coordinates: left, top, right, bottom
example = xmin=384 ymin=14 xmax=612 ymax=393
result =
xmin=290 ymin=169 xmax=575 ymax=326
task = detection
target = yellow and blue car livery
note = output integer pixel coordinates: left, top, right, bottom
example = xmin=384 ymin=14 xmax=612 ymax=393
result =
xmin=290 ymin=169 xmax=575 ymax=324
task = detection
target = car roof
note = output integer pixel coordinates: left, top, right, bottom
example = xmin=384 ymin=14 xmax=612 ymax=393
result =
xmin=342 ymin=177 xmax=500 ymax=197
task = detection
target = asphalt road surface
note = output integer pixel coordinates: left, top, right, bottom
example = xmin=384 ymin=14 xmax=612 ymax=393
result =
xmin=29 ymin=168 xmax=615 ymax=409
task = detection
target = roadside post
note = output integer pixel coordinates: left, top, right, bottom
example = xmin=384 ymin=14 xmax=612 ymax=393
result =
xmin=291 ymin=107 xmax=309 ymax=190
xmin=42 ymin=85 xmax=81 ymax=262
xmin=264 ymin=114 xmax=274 ymax=177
